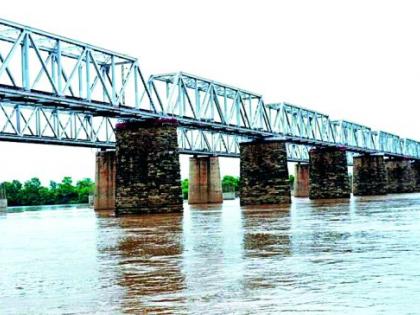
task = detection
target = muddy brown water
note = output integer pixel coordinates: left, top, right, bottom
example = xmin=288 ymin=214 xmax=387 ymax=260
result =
xmin=1 ymin=194 xmax=420 ymax=314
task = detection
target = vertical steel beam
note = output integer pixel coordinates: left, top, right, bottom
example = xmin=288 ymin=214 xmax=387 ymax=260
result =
xmin=21 ymin=33 xmax=30 ymax=91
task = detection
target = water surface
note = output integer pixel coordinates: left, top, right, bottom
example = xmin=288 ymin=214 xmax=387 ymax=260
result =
xmin=1 ymin=194 xmax=420 ymax=314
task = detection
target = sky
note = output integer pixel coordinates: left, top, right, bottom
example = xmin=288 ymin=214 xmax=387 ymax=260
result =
xmin=0 ymin=0 xmax=419 ymax=184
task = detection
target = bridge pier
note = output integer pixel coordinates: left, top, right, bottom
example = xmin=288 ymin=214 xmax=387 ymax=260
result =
xmin=94 ymin=150 xmax=116 ymax=210
xmin=239 ymin=139 xmax=291 ymax=205
xmin=309 ymin=147 xmax=351 ymax=199
xmin=0 ymin=183 xmax=6 ymax=211
xmin=188 ymin=156 xmax=223 ymax=204
xmin=385 ymin=157 xmax=416 ymax=193
xmin=413 ymin=161 xmax=420 ymax=192
xmin=115 ymin=119 xmax=183 ymax=215
xmin=353 ymin=155 xmax=387 ymax=196
xmin=0 ymin=199 xmax=7 ymax=211
xmin=293 ymin=163 xmax=309 ymax=197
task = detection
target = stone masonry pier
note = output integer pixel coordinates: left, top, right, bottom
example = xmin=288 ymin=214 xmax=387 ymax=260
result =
xmin=188 ymin=156 xmax=223 ymax=204
xmin=293 ymin=163 xmax=309 ymax=197
xmin=353 ymin=155 xmax=387 ymax=196
xmin=309 ymin=147 xmax=350 ymax=199
xmin=240 ymin=139 xmax=291 ymax=205
xmin=115 ymin=119 xmax=183 ymax=215
xmin=385 ymin=157 xmax=416 ymax=193
xmin=413 ymin=160 xmax=420 ymax=192
xmin=94 ymin=150 xmax=116 ymax=210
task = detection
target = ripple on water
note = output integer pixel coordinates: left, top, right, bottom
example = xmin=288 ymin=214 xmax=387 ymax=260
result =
xmin=1 ymin=194 xmax=420 ymax=314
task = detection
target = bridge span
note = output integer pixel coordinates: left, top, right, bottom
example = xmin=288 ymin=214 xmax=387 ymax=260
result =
xmin=0 ymin=18 xmax=419 ymax=214
xmin=0 ymin=19 xmax=419 ymax=161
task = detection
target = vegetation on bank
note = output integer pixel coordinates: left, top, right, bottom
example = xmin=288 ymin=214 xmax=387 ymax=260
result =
xmin=1 ymin=174 xmax=296 ymax=206
xmin=289 ymin=174 xmax=295 ymax=187
xmin=1 ymin=177 xmax=94 ymax=206
xmin=0 ymin=184 xmax=6 ymax=199
xmin=181 ymin=175 xmax=240 ymax=199
xmin=182 ymin=175 xmax=295 ymax=199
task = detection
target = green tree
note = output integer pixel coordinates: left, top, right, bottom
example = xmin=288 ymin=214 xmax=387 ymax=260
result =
xmin=288 ymin=174 xmax=295 ymax=188
xmin=55 ymin=177 xmax=78 ymax=204
xmin=222 ymin=175 xmax=240 ymax=193
xmin=39 ymin=186 xmax=55 ymax=205
xmin=1 ymin=177 xmax=96 ymax=206
xmin=48 ymin=181 xmax=58 ymax=204
xmin=2 ymin=180 xmax=23 ymax=206
xmin=0 ymin=183 xmax=6 ymax=199
xmin=76 ymin=178 xmax=94 ymax=203
xmin=181 ymin=178 xmax=189 ymax=200
xmin=21 ymin=177 xmax=43 ymax=205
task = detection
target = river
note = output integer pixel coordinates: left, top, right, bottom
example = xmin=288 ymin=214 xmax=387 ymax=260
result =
xmin=1 ymin=194 xmax=420 ymax=314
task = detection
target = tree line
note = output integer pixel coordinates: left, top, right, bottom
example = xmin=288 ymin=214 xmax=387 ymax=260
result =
xmin=181 ymin=175 xmax=294 ymax=199
xmin=181 ymin=175 xmax=240 ymax=199
xmin=1 ymin=174 xmax=295 ymax=206
xmin=1 ymin=177 xmax=94 ymax=206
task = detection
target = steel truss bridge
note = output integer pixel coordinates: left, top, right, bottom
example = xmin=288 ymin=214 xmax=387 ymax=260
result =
xmin=0 ymin=19 xmax=419 ymax=163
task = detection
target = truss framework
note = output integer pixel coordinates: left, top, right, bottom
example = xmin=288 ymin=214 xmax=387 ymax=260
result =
xmin=0 ymin=19 xmax=154 ymax=114
xmin=149 ymin=74 xmax=420 ymax=159
xmin=0 ymin=102 xmax=312 ymax=161
xmin=0 ymin=19 xmax=418 ymax=161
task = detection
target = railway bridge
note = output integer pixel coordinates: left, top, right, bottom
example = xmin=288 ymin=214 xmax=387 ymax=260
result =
xmin=0 ymin=19 xmax=419 ymax=214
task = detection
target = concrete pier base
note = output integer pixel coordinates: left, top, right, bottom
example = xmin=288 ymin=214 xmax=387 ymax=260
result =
xmin=309 ymin=147 xmax=350 ymax=199
xmin=239 ymin=139 xmax=291 ymax=205
xmin=0 ymin=199 xmax=7 ymax=210
xmin=188 ymin=156 xmax=223 ymax=204
xmin=115 ymin=119 xmax=183 ymax=215
xmin=293 ymin=163 xmax=309 ymax=197
xmin=94 ymin=150 xmax=116 ymax=210
xmin=385 ymin=158 xmax=416 ymax=193
xmin=353 ymin=155 xmax=387 ymax=196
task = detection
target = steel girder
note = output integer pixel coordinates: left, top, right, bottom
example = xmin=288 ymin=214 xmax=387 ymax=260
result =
xmin=0 ymin=19 xmax=154 ymax=114
xmin=0 ymin=19 xmax=419 ymax=161
xmin=0 ymin=102 xmax=115 ymax=147
xmin=149 ymin=73 xmax=419 ymax=159
xmin=0 ymin=102 xmax=311 ymax=162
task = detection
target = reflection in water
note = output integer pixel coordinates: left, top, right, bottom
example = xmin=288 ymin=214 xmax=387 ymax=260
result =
xmin=1 ymin=194 xmax=420 ymax=313
xmin=96 ymin=211 xmax=185 ymax=313
xmin=182 ymin=203 xmax=245 ymax=313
